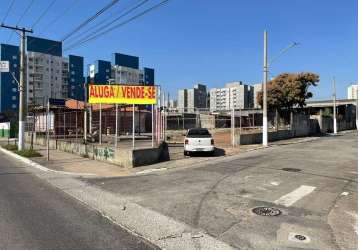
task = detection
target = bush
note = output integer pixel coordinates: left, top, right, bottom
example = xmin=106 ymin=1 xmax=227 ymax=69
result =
xmin=15 ymin=149 xmax=42 ymax=158
xmin=2 ymin=144 xmax=18 ymax=151
xmin=2 ymin=145 xmax=41 ymax=158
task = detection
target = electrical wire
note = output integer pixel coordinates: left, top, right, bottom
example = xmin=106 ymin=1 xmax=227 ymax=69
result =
xmin=64 ymin=0 xmax=170 ymax=52
xmin=67 ymin=0 xmax=150 ymax=45
xmin=31 ymin=0 xmax=57 ymax=29
xmin=38 ymin=0 xmax=80 ymax=35
xmin=2 ymin=0 xmax=16 ymax=24
xmin=60 ymin=0 xmax=119 ymax=42
xmin=7 ymin=0 xmax=35 ymax=43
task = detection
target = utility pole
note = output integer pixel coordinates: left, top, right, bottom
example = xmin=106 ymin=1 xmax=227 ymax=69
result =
xmin=356 ymin=98 xmax=358 ymax=130
xmin=333 ymin=77 xmax=337 ymax=134
xmin=263 ymin=30 xmax=268 ymax=147
xmin=1 ymin=24 xmax=33 ymax=150
xmin=83 ymin=82 xmax=88 ymax=142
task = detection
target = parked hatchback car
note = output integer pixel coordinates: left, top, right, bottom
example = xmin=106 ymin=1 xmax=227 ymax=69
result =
xmin=184 ymin=128 xmax=215 ymax=156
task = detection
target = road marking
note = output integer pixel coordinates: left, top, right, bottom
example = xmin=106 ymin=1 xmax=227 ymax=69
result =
xmin=136 ymin=168 xmax=167 ymax=175
xmin=341 ymin=192 xmax=349 ymax=196
xmin=274 ymin=185 xmax=316 ymax=207
xmin=270 ymin=181 xmax=280 ymax=186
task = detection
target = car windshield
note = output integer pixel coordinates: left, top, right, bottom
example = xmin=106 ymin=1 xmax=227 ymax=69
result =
xmin=187 ymin=129 xmax=211 ymax=136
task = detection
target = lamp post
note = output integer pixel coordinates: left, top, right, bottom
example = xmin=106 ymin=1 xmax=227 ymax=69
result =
xmin=333 ymin=77 xmax=337 ymax=134
xmin=262 ymin=30 xmax=299 ymax=147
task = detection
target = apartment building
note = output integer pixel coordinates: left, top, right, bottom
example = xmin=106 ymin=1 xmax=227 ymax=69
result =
xmin=209 ymin=82 xmax=253 ymax=111
xmin=0 ymin=43 xmax=19 ymax=112
xmin=178 ymin=84 xmax=207 ymax=113
xmin=0 ymin=36 xmax=84 ymax=112
xmin=348 ymin=85 xmax=358 ymax=100
xmin=89 ymin=53 xmax=154 ymax=86
xmin=253 ymin=83 xmax=262 ymax=108
xmin=178 ymin=89 xmax=188 ymax=112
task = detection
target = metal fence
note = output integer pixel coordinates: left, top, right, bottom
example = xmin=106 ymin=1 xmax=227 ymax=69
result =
xmin=22 ymin=104 xmax=302 ymax=163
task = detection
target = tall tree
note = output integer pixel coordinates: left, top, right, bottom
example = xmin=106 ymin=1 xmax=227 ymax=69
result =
xmin=257 ymin=72 xmax=319 ymax=110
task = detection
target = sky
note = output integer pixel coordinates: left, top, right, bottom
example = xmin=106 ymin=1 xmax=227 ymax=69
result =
xmin=0 ymin=0 xmax=357 ymax=100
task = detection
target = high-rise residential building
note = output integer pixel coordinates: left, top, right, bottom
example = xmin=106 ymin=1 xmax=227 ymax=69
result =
xmin=0 ymin=43 xmax=19 ymax=113
xmin=178 ymin=84 xmax=207 ymax=113
xmin=347 ymin=85 xmax=358 ymax=100
xmin=178 ymin=89 xmax=187 ymax=112
xmin=209 ymin=82 xmax=253 ymax=111
xmin=89 ymin=53 xmax=154 ymax=86
xmin=253 ymin=83 xmax=262 ymax=108
xmin=0 ymin=36 xmax=84 ymax=113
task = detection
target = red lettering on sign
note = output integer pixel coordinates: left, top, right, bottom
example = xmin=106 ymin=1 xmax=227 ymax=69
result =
xmin=90 ymin=85 xmax=95 ymax=97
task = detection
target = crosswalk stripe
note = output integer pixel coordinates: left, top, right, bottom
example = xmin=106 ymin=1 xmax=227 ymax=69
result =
xmin=274 ymin=185 xmax=316 ymax=207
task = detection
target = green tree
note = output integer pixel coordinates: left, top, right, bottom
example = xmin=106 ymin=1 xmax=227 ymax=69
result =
xmin=257 ymin=72 xmax=319 ymax=110
xmin=257 ymin=72 xmax=319 ymax=130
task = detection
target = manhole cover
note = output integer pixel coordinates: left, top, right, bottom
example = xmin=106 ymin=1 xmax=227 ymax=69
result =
xmin=252 ymin=207 xmax=281 ymax=216
xmin=281 ymin=168 xmax=301 ymax=172
xmin=294 ymin=234 xmax=306 ymax=241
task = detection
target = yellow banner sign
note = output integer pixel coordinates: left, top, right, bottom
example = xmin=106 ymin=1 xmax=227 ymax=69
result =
xmin=88 ymin=84 xmax=157 ymax=104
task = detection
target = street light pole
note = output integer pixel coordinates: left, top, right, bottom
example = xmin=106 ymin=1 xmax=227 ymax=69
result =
xmin=333 ymin=77 xmax=337 ymax=134
xmin=1 ymin=24 xmax=33 ymax=150
xmin=261 ymin=31 xmax=298 ymax=146
xmin=263 ymin=30 xmax=268 ymax=147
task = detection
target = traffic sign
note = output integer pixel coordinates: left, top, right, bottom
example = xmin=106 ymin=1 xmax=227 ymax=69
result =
xmin=0 ymin=61 xmax=9 ymax=73
xmin=49 ymin=98 xmax=66 ymax=106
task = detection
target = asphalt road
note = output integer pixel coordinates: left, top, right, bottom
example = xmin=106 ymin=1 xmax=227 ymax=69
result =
xmin=0 ymin=153 xmax=158 ymax=250
xmin=88 ymin=132 xmax=358 ymax=249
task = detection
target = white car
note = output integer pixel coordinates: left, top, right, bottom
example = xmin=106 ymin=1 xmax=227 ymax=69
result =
xmin=184 ymin=128 xmax=215 ymax=156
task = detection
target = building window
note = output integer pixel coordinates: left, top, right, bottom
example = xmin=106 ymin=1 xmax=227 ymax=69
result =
xmin=12 ymin=104 xmax=16 ymax=108
xmin=12 ymin=96 xmax=16 ymax=100
xmin=12 ymin=55 xmax=17 ymax=60
xmin=12 ymin=88 xmax=17 ymax=92
xmin=105 ymin=69 xmax=109 ymax=73
xmin=13 ymin=64 xmax=17 ymax=68
xmin=71 ymin=64 xmax=74 ymax=68
xmin=71 ymin=78 xmax=75 ymax=82
xmin=71 ymin=71 xmax=75 ymax=75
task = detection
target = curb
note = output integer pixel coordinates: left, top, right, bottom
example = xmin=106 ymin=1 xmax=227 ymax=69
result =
xmin=0 ymin=146 xmax=235 ymax=250
xmin=0 ymin=147 xmax=95 ymax=176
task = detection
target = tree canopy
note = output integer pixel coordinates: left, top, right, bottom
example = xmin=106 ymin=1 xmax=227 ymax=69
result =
xmin=257 ymin=72 xmax=319 ymax=110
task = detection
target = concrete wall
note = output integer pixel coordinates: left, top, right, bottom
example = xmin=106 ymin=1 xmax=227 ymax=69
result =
xmin=199 ymin=114 xmax=215 ymax=129
xmin=25 ymin=132 xmax=168 ymax=168
xmin=311 ymin=114 xmax=356 ymax=133
xmin=239 ymin=114 xmax=319 ymax=145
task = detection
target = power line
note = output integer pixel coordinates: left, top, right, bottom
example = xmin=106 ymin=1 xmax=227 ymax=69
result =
xmin=31 ymin=0 xmax=57 ymax=29
xmin=64 ymin=0 xmax=170 ymax=52
xmin=2 ymin=0 xmax=16 ymax=24
xmin=67 ymin=0 xmax=150 ymax=45
xmin=7 ymin=0 xmax=35 ymax=43
xmin=39 ymin=0 xmax=80 ymax=35
xmin=60 ymin=0 xmax=120 ymax=42
xmin=41 ymin=0 xmax=120 ymax=55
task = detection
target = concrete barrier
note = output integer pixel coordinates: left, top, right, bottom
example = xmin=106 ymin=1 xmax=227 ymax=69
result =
xmin=24 ymin=132 xmax=168 ymax=168
xmin=238 ymin=130 xmax=293 ymax=145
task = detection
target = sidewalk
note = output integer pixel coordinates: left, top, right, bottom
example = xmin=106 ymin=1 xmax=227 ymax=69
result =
xmin=0 ymin=141 xmax=130 ymax=177
xmin=0 ymin=135 xmax=322 ymax=177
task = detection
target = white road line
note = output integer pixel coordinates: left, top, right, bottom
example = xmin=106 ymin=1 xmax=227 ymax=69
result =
xmin=274 ymin=185 xmax=316 ymax=207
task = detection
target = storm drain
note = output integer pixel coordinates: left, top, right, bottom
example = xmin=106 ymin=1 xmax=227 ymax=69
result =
xmin=294 ymin=234 xmax=306 ymax=241
xmin=252 ymin=207 xmax=281 ymax=216
xmin=288 ymin=232 xmax=311 ymax=243
xmin=281 ymin=168 xmax=301 ymax=172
